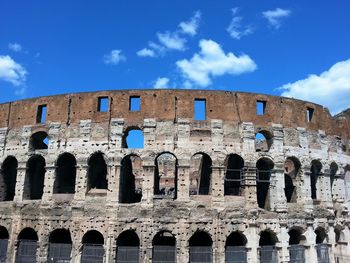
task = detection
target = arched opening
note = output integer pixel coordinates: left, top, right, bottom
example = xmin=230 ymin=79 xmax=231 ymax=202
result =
xmin=116 ymin=230 xmax=140 ymax=263
xmin=0 ymin=226 xmax=9 ymax=262
xmin=119 ymin=155 xmax=142 ymax=204
xmin=256 ymin=158 xmax=274 ymax=209
xmin=24 ymin=155 xmax=46 ymax=200
xmin=224 ymin=154 xmax=244 ymax=196
xmin=29 ymin=131 xmax=49 ymax=150
xmin=329 ymin=162 xmax=338 ymax=195
xmin=0 ymin=156 xmax=18 ymax=201
xmin=310 ymin=160 xmax=322 ymax=200
xmin=54 ymin=153 xmax=76 ymax=194
xmin=122 ymin=128 xmax=144 ymax=149
xmin=48 ymin=229 xmax=72 ymax=262
xmin=225 ymin=232 xmax=247 ymax=263
xmin=154 ymin=153 xmax=177 ymax=199
xmin=315 ymin=227 xmax=329 ymax=263
xmin=259 ymin=230 xmax=278 ymax=263
xmin=152 ymin=231 xmax=176 ymax=263
xmin=255 ymin=130 xmax=273 ymax=152
xmin=189 ymin=231 xmax=213 ymax=263
xmin=81 ymin=230 xmax=104 ymax=263
xmin=16 ymin=228 xmax=38 ymax=263
xmin=87 ymin=152 xmax=108 ymax=191
xmin=288 ymin=228 xmax=305 ymax=263
xmin=284 ymin=157 xmax=301 ymax=203
xmin=189 ymin=153 xmax=212 ymax=195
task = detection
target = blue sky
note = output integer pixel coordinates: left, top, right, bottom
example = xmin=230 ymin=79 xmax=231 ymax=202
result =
xmin=1 ymin=0 xmax=350 ymax=114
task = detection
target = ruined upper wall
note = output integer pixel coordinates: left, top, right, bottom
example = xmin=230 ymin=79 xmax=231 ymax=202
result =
xmin=0 ymin=90 xmax=349 ymax=137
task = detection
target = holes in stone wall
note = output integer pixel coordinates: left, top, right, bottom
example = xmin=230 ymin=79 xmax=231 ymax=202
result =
xmin=189 ymin=153 xmax=212 ymax=195
xmin=224 ymin=154 xmax=244 ymax=196
xmin=0 ymin=156 xmax=18 ymax=201
xmin=310 ymin=160 xmax=322 ymax=200
xmin=154 ymin=153 xmax=177 ymax=199
xmin=25 ymin=155 xmax=46 ymax=200
xmin=256 ymin=158 xmax=274 ymax=209
xmin=87 ymin=152 xmax=108 ymax=191
xmin=194 ymin=99 xmax=206 ymax=121
xmin=30 ymin=131 xmax=49 ymax=150
xmin=255 ymin=130 xmax=272 ymax=152
xmin=36 ymin=104 xmax=47 ymax=123
xmin=54 ymin=153 xmax=76 ymax=194
xmin=122 ymin=127 xmax=144 ymax=148
xmin=119 ymin=155 xmax=142 ymax=204
xmin=129 ymin=96 xmax=140 ymax=111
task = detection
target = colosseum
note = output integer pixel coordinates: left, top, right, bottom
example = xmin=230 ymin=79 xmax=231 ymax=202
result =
xmin=0 ymin=89 xmax=349 ymax=263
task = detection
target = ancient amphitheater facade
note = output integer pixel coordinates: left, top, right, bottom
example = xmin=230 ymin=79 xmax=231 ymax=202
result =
xmin=0 ymin=90 xmax=349 ymax=263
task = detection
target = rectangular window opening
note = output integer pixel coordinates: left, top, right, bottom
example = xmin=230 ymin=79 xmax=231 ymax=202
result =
xmin=307 ymin=107 xmax=314 ymax=122
xmin=256 ymin=100 xmax=266 ymax=115
xmin=97 ymin=97 xmax=109 ymax=112
xmin=36 ymin=104 xmax=47 ymax=123
xmin=194 ymin=99 xmax=206 ymax=121
xmin=129 ymin=96 xmax=140 ymax=111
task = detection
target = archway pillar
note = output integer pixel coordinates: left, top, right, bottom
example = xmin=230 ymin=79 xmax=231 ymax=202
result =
xmin=141 ymin=164 xmax=155 ymax=206
xmin=107 ymin=164 xmax=119 ymax=203
xmin=42 ymin=163 xmax=55 ymax=202
xmin=73 ymin=163 xmax=88 ymax=202
xmin=305 ymin=222 xmax=317 ymax=262
xmin=14 ymin=164 xmax=26 ymax=202
xmin=242 ymin=165 xmax=257 ymax=208
xmin=277 ymin=224 xmax=290 ymax=263
xmin=177 ymin=159 xmax=190 ymax=202
xmin=211 ymin=165 xmax=225 ymax=206
xmin=245 ymin=223 xmax=258 ymax=263
xmin=270 ymin=166 xmax=287 ymax=213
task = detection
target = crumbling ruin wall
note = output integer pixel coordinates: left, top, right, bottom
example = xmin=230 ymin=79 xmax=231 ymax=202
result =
xmin=0 ymin=89 xmax=349 ymax=262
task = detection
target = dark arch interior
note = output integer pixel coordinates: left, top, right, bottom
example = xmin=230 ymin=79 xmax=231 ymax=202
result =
xmin=259 ymin=231 xmax=277 ymax=246
xmin=119 ymin=155 xmax=142 ymax=204
xmin=26 ymin=155 xmax=46 ymax=200
xmin=49 ymin=229 xmax=72 ymax=243
xmin=87 ymin=152 xmax=107 ymax=190
xmin=310 ymin=160 xmax=322 ymax=200
xmin=154 ymin=153 xmax=178 ymax=199
xmin=117 ymin=230 xmax=140 ymax=246
xmin=18 ymin=228 xmax=38 ymax=241
xmin=1 ymin=156 xmax=18 ymax=201
xmin=82 ymin=230 xmax=104 ymax=245
xmin=189 ymin=231 xmax=212 ymax=246
xmin=190 ymin=153 xmax=212 ymax=195
xmin=30 ymin=131 xmax=49 ymax=150
xmin=226 ymin=232 xmax=247 ymax=247
xmin=315 ymin=228 xmax=327 ymax=244
xmin=284 ymin=174 xmax=294 ymax=203
xmin=289 ymin=229 xmax=302 ymax=245
xmin=256 ymin=158 xmax=274 ymax=209
xmin=225 ymin=154 xmax=244 ymax=196
xmin=330 ymin=162 xmax=338 ymax=189
xmin=0 ymin=226 xmax=9 ymax=239
xmin=54 ymin=153 xmax=76 ymax=194
xmin=153 ymin=232 xmax=176 ymax=246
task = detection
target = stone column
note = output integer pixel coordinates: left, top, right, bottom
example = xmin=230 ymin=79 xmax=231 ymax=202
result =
xmin=42 ymin=163 xmax=55 ymax=202
xmin=245 ymin=222 xmax=258 ymax=263
xmin=242 ymin=165 xmax=257 ymax=208
xmin=105 ymin=234 xmax=115 ymax=263
xmin=278 ymin=223 xmax=290 ymax=263
xmin=37 ymin=233 xmax=49 ymax=263
xmin=14 ymin=163 xmax=26 ymax=202
xmin=141 ymin=163 xmax=155 ymax=206
xmin=0 ymin=127 xmax=8 ymax=156
xmin=177 ymin=160 xmax=190 ymax=202
xmin=107 ymin=163 xmax=119 ymax=203
xmin=73 ymin=162 xmax=88 ymax=202
xmin=303 ymin=168 xmax=314 ymax=212
xmin=305 ymin=221 xmax=317 ymax=262
xmin=320 ymin=169 xmax=333 ymax=208
xmin=270 ymin=166 xmax=287 ymax=213
xmin=211 ymin=165 xmax=225 ymax=207
xmin=327 ymin=222 xmax=336 ymax=263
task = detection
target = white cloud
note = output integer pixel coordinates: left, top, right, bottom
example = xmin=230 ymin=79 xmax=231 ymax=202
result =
xmin=179 ymin=10 xmax=201 ymax=36
xmin=103 ymin=50 xmax=126 ymax=65
xmin=136 ymin=48 xmax=156 ymax=57
xmin=280 ymin=59 xmax=350 ymax=115
xmin=8 ymin=43 xmax=23 ymax=52
xmin=262 ymin=8 xmax=291 ymax=29
xmin=154 ymin=77 xmax=170 ymax=89
xmin=176 ymin=39 xmax=257 ymax=87
xmin=0 ymin=55 xmax=27 ymax=86
xmin=157 ymin=32 xmax=186 ymax=51
xmin=227 ymin=8 xmax=254 ymax=40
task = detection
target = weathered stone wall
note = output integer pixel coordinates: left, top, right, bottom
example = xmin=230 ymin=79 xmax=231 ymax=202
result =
xmin=0 ymin=90 xmax=349 ymax=263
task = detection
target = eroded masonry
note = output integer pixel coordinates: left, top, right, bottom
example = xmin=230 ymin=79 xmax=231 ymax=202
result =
xmin=0 ymin=90 xmax=350 ymax=263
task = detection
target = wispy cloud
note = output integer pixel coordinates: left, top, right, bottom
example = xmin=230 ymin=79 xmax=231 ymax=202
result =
xmin=137 ymin=10 xmax=201 ymax=57
xmin=103 ymin=50 xmax=126 ymax=65
xmin=227 ymin=8 xmax=254 ymax=40
xmin=262 ymin=8 xmax=291 ymax=29
xmin=179 ymin=10 xmax=201 ymax=36
xmin=154 ymin=77 xmax=170 ymax=89
xmin=280 ymin=59 xmax=350 ymax=115
xmin=8 ymin=43 xmax=23 ymax=52
xmin=176 ymin=39 xmax=257 ymax=87
xmin=0 ymin=55 xmax=27 ymax=86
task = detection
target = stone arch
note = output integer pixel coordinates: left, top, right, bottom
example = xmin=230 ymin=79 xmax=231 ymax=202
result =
xmin=116 ymin=230 xmax=140 ymax=263
xmin=54 ymin=152 xmax=77 ymax=194
xmin=16 ymin=227 xmax=38 ymax=263
xmin=315 ymin=227 xmax=329 ymax=263
xmin=189 ymin=152 xmax=212 ymax=195
xmin=256 ymin=157 xmax=274 ymax=209
xmin=152 ymin=231 xmax=176 ymax=263
xmin=225 ymin=231 xmax=247 ymax=263
xmin=0 ymin=155 xmax=18 ymax=201
xmin=154 ymin=152 xmax=178 ymax=199
xmin=119 ymin=154 xmax=142 ymax=204
xmin=0 ymin=226 xmax=9 ymax=262
xmin=87 ymin=152 xmax=108 ymax=191
xmin=29 ymin=131 xmax=49 ymax=150
xmin=81 ymin=230 xmax=105 ymax=263
xmin=255 ymin=129 xmax=273 ymax=152
xmin=24 ymin=155 xmax=46 ymax=200
xmin=288 ymin=227 xmax=306 ymax=263
xmin=284 ymin=156 xmax=301 ymax=203
xmin=224 ymin=154 xmax=244 ymax=196
xmin=259 ymin=230 xmax=278 ymax=263
xmin=122 ymin=126 xmax=144 ymax=149
xmin=310 ymin=160 xmax=322 ymax=200
xmin=189 ymin=230 xmax=213 ymax=263
xmin=48 ymin=229 xmax=72 ymax=262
